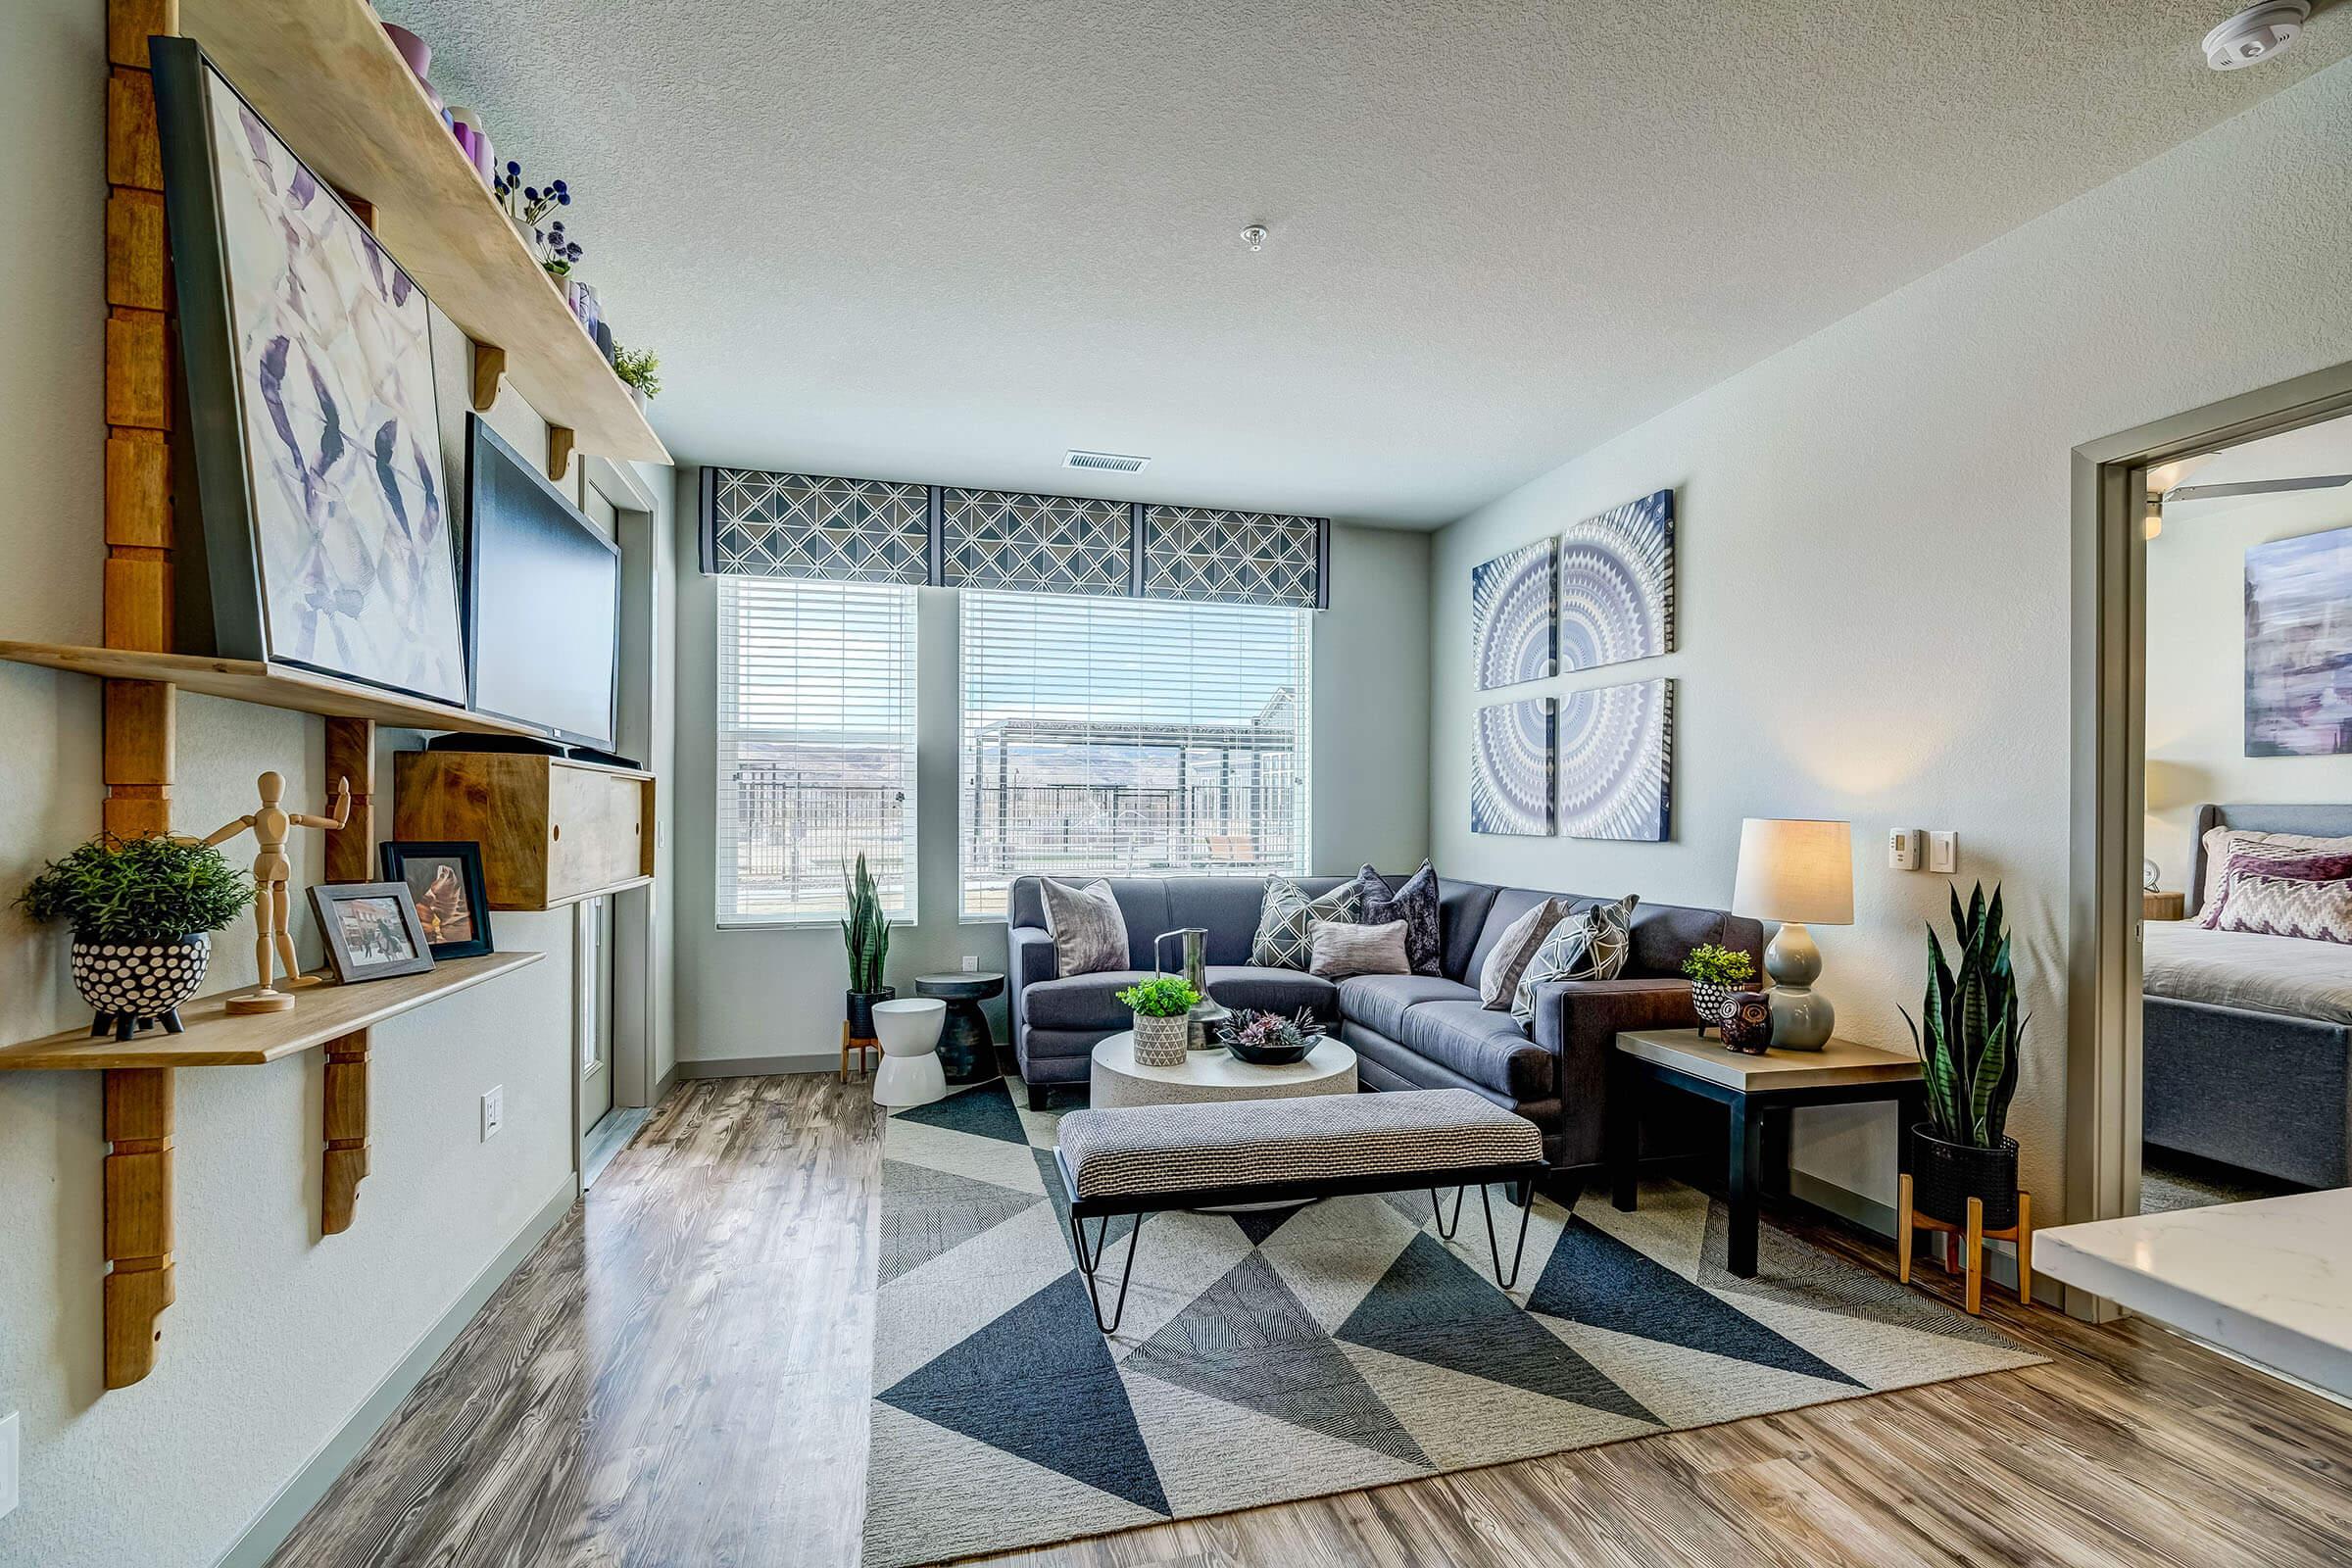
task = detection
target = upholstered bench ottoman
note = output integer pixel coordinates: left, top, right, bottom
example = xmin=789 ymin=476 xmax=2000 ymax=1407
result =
xmin=1054 ymin=1088 xmax=1546 ymax=1331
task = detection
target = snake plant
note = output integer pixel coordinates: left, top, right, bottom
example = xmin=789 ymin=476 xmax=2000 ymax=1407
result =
xmin=842 ymin=853 xmax=889 ymax=993
xmin=1899 ymin=882 xmax=2025 ymax=1149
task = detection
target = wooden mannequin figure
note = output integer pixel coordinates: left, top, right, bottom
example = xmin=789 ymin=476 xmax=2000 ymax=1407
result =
xmin=196 ymin=771 xmax=352 ymax=1013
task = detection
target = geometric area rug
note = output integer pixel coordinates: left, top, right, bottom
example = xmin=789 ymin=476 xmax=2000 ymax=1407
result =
xmin=863 ymin=1080 xmax=2043 ymax=1568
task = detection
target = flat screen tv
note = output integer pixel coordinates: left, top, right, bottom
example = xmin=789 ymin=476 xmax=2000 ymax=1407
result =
xmin=464 ymin=416 xmax=621 ymax=749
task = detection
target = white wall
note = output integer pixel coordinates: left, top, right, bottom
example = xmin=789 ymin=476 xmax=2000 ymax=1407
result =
xmin=2145 ymin=484 xmax=2352 ymax=896
xmin=670 ymin=470 xmax=1431 ymax=1068
xmin=1429 ymin=58 xmax=2352 ymax=1224
xmin=0 ymin=3 xmax=667 ymax=1562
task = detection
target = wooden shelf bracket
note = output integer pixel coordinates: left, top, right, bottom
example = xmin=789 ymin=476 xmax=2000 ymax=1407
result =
xmin=103 ymin=1066 xmax=175 ymax=1389
xmin=321 ymin=1032 xmax=369 ymax=1234
xmin=471 ymin=340 xmax=507 ymax=413
xmin=547 ymin=423 xmax=575 ymax=484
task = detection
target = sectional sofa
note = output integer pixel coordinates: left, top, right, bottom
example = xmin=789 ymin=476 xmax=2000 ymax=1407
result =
xmin=1004 ymin=873 xmax=1765 ymax=1172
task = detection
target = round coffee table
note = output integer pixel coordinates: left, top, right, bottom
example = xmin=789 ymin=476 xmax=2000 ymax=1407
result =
xmin=914 ymin=972 xmax=1005 ymax=1083
xmin=1089 ymin=1031 xmax=1357 ymax=1109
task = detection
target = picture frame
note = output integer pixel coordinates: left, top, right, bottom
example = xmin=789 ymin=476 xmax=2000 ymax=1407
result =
xmin=308 ymin=882 xmax=436 ymax=984
xmin=378 ymin=841 xmax=496 ymax=960
xmin=151 ymin=38 xmax=469 ymax=710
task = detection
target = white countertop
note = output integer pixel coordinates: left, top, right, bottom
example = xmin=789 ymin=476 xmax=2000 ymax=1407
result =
xmin=2035 ymin=1188 xmax=2352 ymax=1398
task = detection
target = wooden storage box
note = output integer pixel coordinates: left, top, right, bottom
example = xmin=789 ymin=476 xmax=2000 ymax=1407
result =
xmin=393 ymin=752 xmax=655 ymax=910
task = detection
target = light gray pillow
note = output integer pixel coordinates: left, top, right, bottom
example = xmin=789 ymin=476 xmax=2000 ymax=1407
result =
xmin=1252 ymin=877 xmax=1363 ymax=969
xmin=1308 ymin=918 xmax=1411 ymax=980
xmin=1039 ymin=877 xmax=1128 ymax=976
xmin=1512 ymin=894 xmax=1639 ymax=1023
xmin=1478 ymin=898 xmax=1569 ymax=1009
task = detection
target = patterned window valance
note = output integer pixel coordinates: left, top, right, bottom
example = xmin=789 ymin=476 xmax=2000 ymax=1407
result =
xmin=1144 ymin=506 xmax=1327 ymax=610
xmin=941 ymin=489 xmax=1132 ymax=598
xmin=700 ymin=468 xmax=930 ymax=585
xmin=700 ymin=466 xmax=1328 ymax=610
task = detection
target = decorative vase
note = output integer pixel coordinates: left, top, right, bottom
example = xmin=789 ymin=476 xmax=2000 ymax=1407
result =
xmin=845 ymin=986 xmax=895 ymax=1040
xmin=1909 ymin=1125 xmax=2021 ymax=1230
xmin=1688 ymin=979 xmax=1732 ymax=1037
xmin=1132 ymin=1011 xmax=1190 ymax=1068
xmin=1720 ymin=991 xmax=1773 ymax=1053
xmin=381 ymin=23 xmax=431 ymax=80
xmin=73 ymin=933 xmax=210 ymax=1041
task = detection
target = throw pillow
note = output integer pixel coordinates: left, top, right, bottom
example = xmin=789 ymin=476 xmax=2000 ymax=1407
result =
xmin=1354 ymin=860 xmax=1442 ymax=975
xmin=1309 ymin=918 xmax=1411 ymax=980
xmin=2195 ymin=827 xmax=2352 ymax=923
xmin=1252 ymin=877 xmax=1363 ymax=969
xmin=1478 ymin=897 xmax=1569 ymax=1009
xmin=1039 ymin=877 xmax=1129 ymax=976
xmin=2217 ymin=873 xmax=2352 ymax=945
xmin=1510 ymin=894 xmax=1639 ymax=1024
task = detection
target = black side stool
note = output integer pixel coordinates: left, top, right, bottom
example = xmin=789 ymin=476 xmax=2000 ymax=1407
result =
xmin=914 ymin=972 xmax=1005 ymax=1083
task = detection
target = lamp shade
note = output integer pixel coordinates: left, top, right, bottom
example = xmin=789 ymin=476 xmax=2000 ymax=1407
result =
xmin=1732 ymin=818 xmax=1854 ymax=926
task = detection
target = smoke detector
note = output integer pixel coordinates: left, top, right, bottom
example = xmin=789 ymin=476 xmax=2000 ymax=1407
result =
xmin=2203 ymin=3 xmax=2309 ymax=71
xmin=1064 ymin=450 xmax=1149 ymax=474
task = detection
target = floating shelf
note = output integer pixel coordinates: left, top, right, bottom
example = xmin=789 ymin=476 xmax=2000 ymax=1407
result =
xmin=0 ymin=952 xmax=544 ymax=1071
xmin=176 ymin=0 xmax=668 ymax=465
xmin=0 ymin=643 xmax=552 ymax=737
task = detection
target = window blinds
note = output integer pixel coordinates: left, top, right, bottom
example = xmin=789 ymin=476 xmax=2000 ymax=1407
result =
xmin=715 ymin=577 xmax=918 ymax=924
xmin=958 ymin=590 xmax=1311 ymax=917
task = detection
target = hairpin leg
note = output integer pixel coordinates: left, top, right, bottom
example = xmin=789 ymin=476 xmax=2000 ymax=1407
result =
xmin=1069 ymin=1211 xmax=1144 ymax=1335
xmin=1480 ymin=1180 xmax=1536 ymax=1291
xmin=1431 ymin=1185 xmax=1466 ymax=1239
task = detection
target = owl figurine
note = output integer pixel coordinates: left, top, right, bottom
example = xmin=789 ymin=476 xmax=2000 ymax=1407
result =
xmin=1721 ymin=991 xmax=1774 ymax=1054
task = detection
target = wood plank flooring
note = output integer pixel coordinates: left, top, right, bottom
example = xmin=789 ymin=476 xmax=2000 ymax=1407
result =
xmin=270 ymin=1074 xmax=2352 ymax=1568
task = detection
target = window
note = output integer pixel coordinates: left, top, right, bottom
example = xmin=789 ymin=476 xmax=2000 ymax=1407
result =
xmin=716 ymin=577 xmax=917 ymax=924
xmin=958 ymin=591 xmax=1311 ymax=917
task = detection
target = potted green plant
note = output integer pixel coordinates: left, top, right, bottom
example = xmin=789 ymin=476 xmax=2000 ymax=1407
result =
xmin=842 ymin=853 xmax=893 ymax=1039
xmin=612 ymin=342 xmax=660 ymax=406
xmin=1900 ymin=883 xmax=2025 ymax=1230
xmin=1116 ymin=975 xmax=1200 ymax=1068
xmin=1681 ymin=942 xmax=1757 ymax=1037
xmin=18 ymin=833 xmax=254 ymax=1039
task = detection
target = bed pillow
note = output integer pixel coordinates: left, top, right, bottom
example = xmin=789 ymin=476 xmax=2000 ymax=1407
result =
xmin=1510 ymin=895 xmax=1639 ymax=1024
xmin=1308 ymin=918 xmax=1411 ymax=980
xmin=1353 ymin=860 xmax=1442 ymax=975
xmin=2196 ymin=827 xmax=2352 ymax=924
xmin=2216 ymin=873 xmax=2352 ymax=945
xmin=1478 ymin=898 xmax=1570 ymax=1009
xmin=1252 ymin=877 xmax=1363 ymax=970
xmin=1039 ymin=877 xmax=1129 ymax=976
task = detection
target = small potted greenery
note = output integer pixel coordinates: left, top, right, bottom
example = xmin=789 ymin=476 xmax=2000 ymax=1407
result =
xmin=19 ymin=833 xmax=254 ymax=1039
xmin=842 ymin=853 xmax=893 ymax=1039
xmin=1221 ymin=1006 xmax=1322 ymax=1066
xmin=1681 ymin=942 xmax=1757 ymax=1038
xmin=1901 ymin=884 xmax=2026 ymax=1230
xmin=1116 ymin=975 xmax=1200 ymax=1068
xmin=612 ymin=343 xmax=660 ymax=406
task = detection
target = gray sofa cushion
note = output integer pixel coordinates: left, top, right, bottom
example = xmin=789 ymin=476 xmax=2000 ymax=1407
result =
xmin=1040 ymin=878 xmax=1130 ymax=976
xmin=1204 ymin=965 xmax=1340 ymax=1020
xmin=1437 ymin=879 xmax=1501 ymax=981
xmin=1008 ymin=877 xmax=1170 ymax=968
xmin=1021 ymin=970 xmax=1155 ymax=1032
xmin=1335 ymin=973 xmax=1480 ymax=1039
xmin=1164 ymin=877 xmax=1280 ymax=965
xmin=1396 ymin=1000 xmax=1558 ymax=1100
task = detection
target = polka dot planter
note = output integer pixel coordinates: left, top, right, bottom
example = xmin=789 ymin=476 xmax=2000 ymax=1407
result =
xmin=72 ymin=934 xmax=211 ymax=1041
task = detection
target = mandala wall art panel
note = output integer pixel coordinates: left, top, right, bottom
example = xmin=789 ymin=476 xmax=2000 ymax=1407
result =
xmin=1471 ymin=539 xmax=1556 ymax=691
xmin=1558 ymin=489 xmax=1674 ymax=675
xmin=1557 ymin=678 xmax=1673 ymax=842
xmin=1471 ymin=697 xmax=1556 ymax=836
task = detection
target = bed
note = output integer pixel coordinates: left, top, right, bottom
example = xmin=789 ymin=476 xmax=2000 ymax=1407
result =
xmin=2141 ymin=804 xmax=2352 ymax=1190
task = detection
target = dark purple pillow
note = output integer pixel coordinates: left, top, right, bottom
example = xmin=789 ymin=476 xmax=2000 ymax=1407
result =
xmin=1354 ymin=860 xmax=1441 ymax=976
xmin=2207 ymin=847 xmax=2352 ymax=926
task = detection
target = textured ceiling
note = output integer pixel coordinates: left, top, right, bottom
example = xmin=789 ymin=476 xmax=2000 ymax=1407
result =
xmin=381 ymin=1 xmax=2347 ymax=526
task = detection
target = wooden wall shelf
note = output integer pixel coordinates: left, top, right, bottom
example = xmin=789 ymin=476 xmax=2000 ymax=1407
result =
xmin=0 ymin=643 xmax=552 ymax=737
xmin=176 ymin=0 xmax=667 ymax=465
xmin=0 ymin=952 xmax=543 ymax=1072
xmin=395 ymin=752 xmax=656 ymax=910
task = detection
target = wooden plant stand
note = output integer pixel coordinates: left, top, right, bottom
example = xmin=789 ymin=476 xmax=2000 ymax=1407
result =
xmin=839 ymin=1024 xmax=877 ymax=1083
xmin=1898 ymin=1173 xmax=2033 ymax=1316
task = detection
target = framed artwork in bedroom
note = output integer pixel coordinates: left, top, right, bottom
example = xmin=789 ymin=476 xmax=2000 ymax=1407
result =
xmin=2246 ymin=524 xmax=2352 ymax=757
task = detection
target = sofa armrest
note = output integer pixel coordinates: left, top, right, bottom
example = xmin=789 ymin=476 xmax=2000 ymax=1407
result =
xmin=1009 ymin=925 xmax=1058 ymax=993
xmin=1528 ymin=978 xmax=1697 ymax=1155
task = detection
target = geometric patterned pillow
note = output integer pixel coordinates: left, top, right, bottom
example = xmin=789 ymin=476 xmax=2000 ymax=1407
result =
xmin=2216 ymin=874 xmax=2352 ymax=945
xmin=2196 ymin=827 xmax=2352 ymax=924
xmin=1250 ymin=877 xmax=1363 ymax=970
xmin=1510 ymin=894 xmax=1638 ymax=1024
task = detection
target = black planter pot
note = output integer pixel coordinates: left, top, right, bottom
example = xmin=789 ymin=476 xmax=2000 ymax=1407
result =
xmin=1910 ymin=1124 xmax=2020 ymax=1230
xmin=846 ymin=987 xmax=895 ymax=1039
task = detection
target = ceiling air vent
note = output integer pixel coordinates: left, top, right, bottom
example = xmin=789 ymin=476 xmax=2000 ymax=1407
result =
xmin=1064 ymin=450 xmax=1150 ymax=474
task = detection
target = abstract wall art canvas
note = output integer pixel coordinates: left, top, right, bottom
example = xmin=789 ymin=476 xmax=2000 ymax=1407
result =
xmin=1558 ymin=489 xmax=1674 ymax=674
xmin=2246 ymin=526 xmax=2352 ymax=757
xmin=1471 ymin=540 xmax=1556 ymax=690
xmin=154 ymin=42 xmax=466 ymax=707
xmin=1471 ymin=697 xmax=1555 ymax=836
xmin=1558 ymin=677 xmax=1673 ymax=841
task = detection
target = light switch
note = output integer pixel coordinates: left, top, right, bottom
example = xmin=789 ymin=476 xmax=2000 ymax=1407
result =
xmin=481 ymin=1085 xmax=505 ymax=1142
xmin=1 ymin=1410 xmax=19 ymax=1522
xmin=1928 ymin=830 xmax=1959 ymax=874
xmin=960 ymin=955 xmax=979 ymax=973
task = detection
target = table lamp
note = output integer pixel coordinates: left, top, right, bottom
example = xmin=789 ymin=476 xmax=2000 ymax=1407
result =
xmin=1731 ymin=818 xmax=1854 ymax=1051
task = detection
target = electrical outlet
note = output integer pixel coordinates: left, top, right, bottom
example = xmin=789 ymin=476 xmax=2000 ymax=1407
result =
xmin=480 ymin=1086 xmax=505 ymax=1142
xmin=1928 ymin=830 xmax=1960 ymax=875
xmin=1 ymin=1410 xmax=20 ymax=1522
xmin=961 ymin=955 xmax=979 ymax=973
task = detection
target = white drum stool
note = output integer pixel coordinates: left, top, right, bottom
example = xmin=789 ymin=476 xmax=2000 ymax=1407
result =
xmin=870 ymin=998 xmax=949 ymax=1107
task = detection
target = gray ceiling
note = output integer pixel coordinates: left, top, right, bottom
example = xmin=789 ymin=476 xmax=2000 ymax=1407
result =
xmin=385 ymin=1 xmax=2346 ymax=527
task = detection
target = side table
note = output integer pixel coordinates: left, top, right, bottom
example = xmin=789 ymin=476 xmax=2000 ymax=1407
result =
xmin=1610 ymin=1029 xmax=1925 ymax=1278
xmin=914 ymin=972 xmax=1006 ymax=1083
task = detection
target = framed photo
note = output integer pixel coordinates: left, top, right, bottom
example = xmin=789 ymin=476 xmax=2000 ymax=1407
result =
xmin=379 ymin=841 xmax=496 ymax=959
xmin=309 ymin=882 xmax=436 ymax=984
xmin=151 ymin=38 xmax=469 ymax=709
